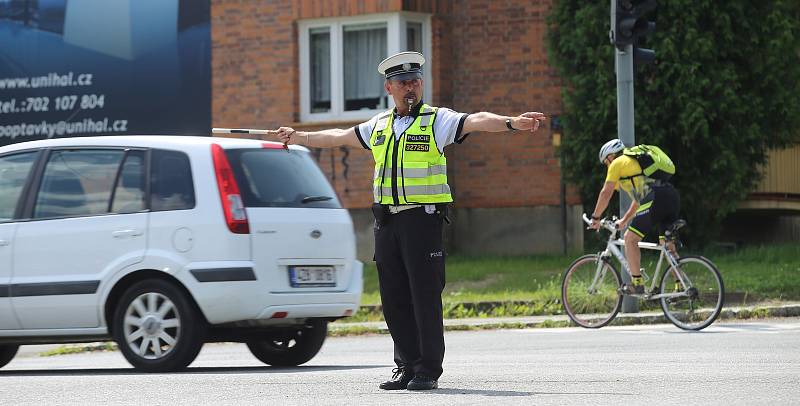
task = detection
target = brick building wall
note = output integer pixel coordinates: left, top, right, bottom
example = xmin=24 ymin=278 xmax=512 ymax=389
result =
xmin=211 ymin=0 xmax=583 ymax=256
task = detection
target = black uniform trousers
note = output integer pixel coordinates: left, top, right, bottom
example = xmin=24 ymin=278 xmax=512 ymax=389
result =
xmin=373 ymin=206 xmax=446 ymax=379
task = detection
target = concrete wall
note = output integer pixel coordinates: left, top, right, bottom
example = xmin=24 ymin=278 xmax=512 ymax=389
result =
xmin=350 ymin=208 xmax=377 ymax=262
xmin=448 ymin=205 xmax=584 ymax=256
xmin=720 ymin=211 xmax=800 ymax=245
xmin=350 ymin=205 xmax=584 ymax=262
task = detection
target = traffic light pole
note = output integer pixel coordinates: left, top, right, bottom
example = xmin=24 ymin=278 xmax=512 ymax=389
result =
xmin=616 ymin=45 xmax=635 ymax=148
xmin=612 ymin=0 xmax=639 ymax=313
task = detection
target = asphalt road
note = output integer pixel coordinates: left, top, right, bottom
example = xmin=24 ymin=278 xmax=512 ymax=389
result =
xmin=1 ymin=320 xmax=798 ymax=405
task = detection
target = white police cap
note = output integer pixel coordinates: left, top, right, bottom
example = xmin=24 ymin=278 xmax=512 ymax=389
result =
xmin=378 ymin=51 xmax=425 ymax=81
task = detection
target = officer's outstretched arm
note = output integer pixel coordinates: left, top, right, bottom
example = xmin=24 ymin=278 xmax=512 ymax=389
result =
xmin=462 ymin=111 xmax=546 ymax=134
xmin=276 ymin=126 xmax=362 ymax=149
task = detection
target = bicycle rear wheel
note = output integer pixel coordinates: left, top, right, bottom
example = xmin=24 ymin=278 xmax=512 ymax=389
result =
xmin=561 ymin=254 xmax=623 ymax=328
xmin=659 ymin=255 xmax=724 ymax=331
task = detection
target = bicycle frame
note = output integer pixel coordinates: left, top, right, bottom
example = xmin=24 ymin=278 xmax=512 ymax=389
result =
xmin=582 ymin=214 xmax=692 ymax=301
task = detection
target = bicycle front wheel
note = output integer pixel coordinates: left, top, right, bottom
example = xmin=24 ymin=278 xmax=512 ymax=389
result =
xmin=561 ymin=254 xmax=623 ymax=328
xmin=659 ymin=255 xmax=724 ymax=331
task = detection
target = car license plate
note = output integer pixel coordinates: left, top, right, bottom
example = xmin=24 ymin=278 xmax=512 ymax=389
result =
xmin=289 ymin=266 xmax=336 ymax=287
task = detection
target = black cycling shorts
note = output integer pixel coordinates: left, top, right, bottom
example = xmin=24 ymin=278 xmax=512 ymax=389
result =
xmin=628 ymin=183 xmax=680 ymax=239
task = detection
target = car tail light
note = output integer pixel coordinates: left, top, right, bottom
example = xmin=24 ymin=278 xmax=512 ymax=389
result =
xmin=211 ymin=144 xmax=249 ymax=234
xmin=262 ymin=142 xmax=285 ymax=149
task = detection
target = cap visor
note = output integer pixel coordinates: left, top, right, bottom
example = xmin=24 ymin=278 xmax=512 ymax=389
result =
xmin=388 ymin=72 xmax=422 ymax=81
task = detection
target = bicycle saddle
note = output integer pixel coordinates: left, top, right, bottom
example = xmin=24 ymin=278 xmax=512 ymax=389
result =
xmin=666 ymin=219 xmax=687 ymax=232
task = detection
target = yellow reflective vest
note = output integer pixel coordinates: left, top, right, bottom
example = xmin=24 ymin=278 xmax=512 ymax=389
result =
xmin=369 ymin=104 xmax=453 ymax=205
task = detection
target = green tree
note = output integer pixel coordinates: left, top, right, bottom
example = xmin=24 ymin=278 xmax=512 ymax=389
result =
xmin=547 ymin=0 xmax=800 ymax=246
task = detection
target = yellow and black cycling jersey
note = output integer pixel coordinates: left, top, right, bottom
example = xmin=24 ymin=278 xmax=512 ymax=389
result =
xmin=605 ymin=155 xmax=653 ymax=203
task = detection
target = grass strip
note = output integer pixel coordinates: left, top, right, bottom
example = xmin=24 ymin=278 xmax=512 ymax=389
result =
xmin=39 ymin=342 xmax=118 ymax=357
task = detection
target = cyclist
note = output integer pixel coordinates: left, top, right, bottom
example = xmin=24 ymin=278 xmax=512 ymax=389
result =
xmin=589 ymin=139 xmax=680 ymax=294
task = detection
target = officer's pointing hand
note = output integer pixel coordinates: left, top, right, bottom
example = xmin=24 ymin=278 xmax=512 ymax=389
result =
xmin=276 ymin=127 xmax=297 ymax=144
xmin=516 ymin=112 xmax=547 ymax=132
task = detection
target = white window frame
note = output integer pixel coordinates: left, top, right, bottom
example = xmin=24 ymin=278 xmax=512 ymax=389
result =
xmin=299 ymin=12 xmax=432 ymax=123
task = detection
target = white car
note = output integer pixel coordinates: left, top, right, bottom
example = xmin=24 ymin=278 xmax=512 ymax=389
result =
xmin=0 ymin=136 xmax=362 ymax=372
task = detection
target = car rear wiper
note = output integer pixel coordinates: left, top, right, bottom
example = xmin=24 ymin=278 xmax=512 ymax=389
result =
xmin=301 ymin=195 xmax=333 ymax=203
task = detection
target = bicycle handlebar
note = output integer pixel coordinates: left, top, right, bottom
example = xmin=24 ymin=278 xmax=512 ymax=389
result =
xmin=581 ymin=213 xmax=618 ymax=233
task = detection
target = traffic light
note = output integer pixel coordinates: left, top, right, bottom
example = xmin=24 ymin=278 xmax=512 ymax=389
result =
xmin=614 ymin=0 xmax=656 ymax=65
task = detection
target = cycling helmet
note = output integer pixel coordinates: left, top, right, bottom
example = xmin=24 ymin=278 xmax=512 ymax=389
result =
xmin=598 ymin=139 xmax=625 ymax=164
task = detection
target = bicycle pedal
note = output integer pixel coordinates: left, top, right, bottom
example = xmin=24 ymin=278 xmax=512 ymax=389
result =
xmin=618 ymin=286 xmax=647 ymax=297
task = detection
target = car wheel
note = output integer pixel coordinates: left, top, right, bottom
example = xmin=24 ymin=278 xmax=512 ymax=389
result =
xmin=112 ymin=279 xmax=205 ymax=372
xmin=246 ymin=320 xmax=328 ymax=367
xmin=0 ymin=344 xmax=19 ymax=368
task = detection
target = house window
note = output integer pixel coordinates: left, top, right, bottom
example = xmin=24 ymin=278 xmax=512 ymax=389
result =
xmin=343 ymin=23 xmax=388 ymax=111
xmin=299 ymin=13 xmax=431 ymax=122
xmin=309 ymin=27 xmax=331 ymax=113
xmin=407 ymin=22 xmax=422 ymax=53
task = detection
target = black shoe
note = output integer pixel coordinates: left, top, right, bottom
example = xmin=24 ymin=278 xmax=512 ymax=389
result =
xmin=620 ymin=284 xmax=646 ymax=295
xmin=379 ymin=367 xmax=414 ymax=390
xmin=407 ymin=374 xmax=438 ymax=391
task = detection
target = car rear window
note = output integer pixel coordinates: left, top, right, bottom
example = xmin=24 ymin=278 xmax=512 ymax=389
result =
xmin=225 ymin=148 xmax=341 ymax=209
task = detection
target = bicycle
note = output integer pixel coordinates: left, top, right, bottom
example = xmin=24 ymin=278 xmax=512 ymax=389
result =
xmin=561 ymin=214 xmax=724 ymax=331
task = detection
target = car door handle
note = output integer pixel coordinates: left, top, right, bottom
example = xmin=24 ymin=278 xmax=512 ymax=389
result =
xmin=112 ymin=229 xmax=144 ymax=238
xmin=0 ymin=239 xmax=8 ymax=246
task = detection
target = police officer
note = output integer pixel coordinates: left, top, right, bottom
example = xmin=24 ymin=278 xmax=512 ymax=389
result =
xmin=276 ymin=51 xmax=545 ymax=391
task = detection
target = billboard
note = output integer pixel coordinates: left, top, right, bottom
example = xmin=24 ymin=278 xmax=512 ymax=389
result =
xmin=0 ymin=0 xmax=211 ymax=146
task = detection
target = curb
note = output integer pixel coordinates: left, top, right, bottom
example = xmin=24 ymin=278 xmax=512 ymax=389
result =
xmin=355 ymin=293 xmax=763 ymax=318
xmin=329 ymin=303 xmax=800 ymax=335
xmin=19 ymin=304 xmax=800 ymax=357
